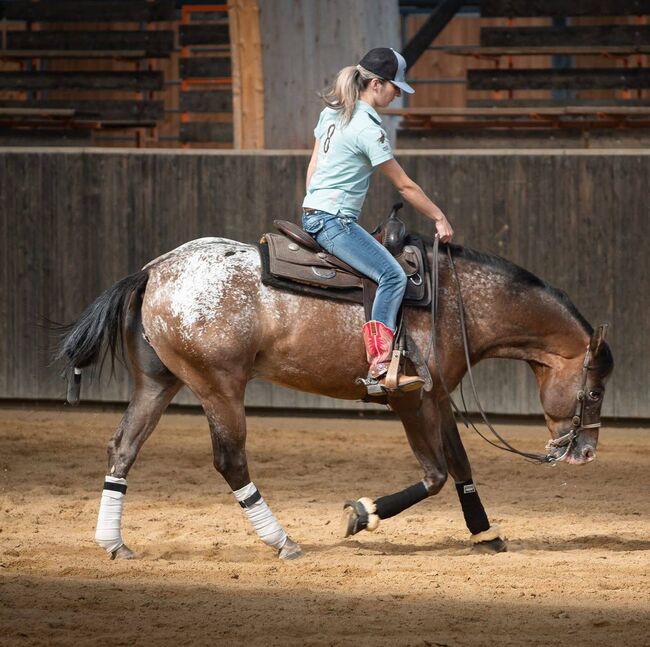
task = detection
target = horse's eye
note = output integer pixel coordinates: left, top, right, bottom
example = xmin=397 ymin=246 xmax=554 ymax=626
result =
xmin=588 ymin=390 xmax=602 ymax=401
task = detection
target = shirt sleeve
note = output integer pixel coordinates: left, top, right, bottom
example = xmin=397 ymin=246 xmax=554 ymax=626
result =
xmin=313 ymin=110 xmax=326 ymax=139
xmin=357 ymin=124 xmax=393 ymax=167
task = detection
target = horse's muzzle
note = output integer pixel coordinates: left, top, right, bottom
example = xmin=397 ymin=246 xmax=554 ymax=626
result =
xmin=564 ymin=428 xmax=599 ymax=465
xmin=564 ymin=444 xmax=596 ymax=465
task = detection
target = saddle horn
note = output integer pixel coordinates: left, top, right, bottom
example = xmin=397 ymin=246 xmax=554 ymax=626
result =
xmin=383 ymin=202 xmax=407 ymax=257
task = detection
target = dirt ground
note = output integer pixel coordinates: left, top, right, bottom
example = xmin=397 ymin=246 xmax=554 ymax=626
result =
xmin=1 ymin=406 xmax=649 ymax=647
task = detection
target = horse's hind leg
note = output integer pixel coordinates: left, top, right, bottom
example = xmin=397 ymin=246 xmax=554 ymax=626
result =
xmin=95 ymin=308 xmax=181 ymax=560
xmin=96 ymin=374 xmax=180 ymax=559
xmin=341 ymin=391 xmax=448 ymax=538
xmin=440 ymin=401 xmax=506 ymax=553
xmin=199 ymin=382 xmax=302 ymax=560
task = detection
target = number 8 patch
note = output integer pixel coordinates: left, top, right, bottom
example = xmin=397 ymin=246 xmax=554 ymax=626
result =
xmin=323 ymin=123 xmax=335 ymax=153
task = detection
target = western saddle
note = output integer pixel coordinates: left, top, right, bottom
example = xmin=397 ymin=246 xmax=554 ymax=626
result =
xmin=258 ymin=203 xmax=431 ymax=313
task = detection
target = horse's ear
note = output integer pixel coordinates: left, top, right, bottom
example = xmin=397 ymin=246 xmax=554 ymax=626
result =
xmin=589 ymin=323 xmax=609 ymax=355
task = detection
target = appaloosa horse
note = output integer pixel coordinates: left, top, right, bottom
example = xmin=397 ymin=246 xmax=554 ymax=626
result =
xmin=57 ymin=236 xmax=613 ymax=560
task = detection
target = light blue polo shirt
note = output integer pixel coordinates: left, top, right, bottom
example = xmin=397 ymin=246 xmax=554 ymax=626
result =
xmin=302 ymin=100 xmax=393 ymax=218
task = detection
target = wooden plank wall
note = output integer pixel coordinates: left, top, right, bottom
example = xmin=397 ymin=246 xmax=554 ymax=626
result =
xmin=0 ymin=148 xmax=647 ymax=418
xmin=258 ymin=0 xmax=401 ymax=149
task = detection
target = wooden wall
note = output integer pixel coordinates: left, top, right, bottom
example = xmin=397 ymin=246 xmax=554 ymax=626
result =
xmin=0 ymin=148 xmax=647 ymax=418
xmin=258 ymin=0 xmax=401 ymax=149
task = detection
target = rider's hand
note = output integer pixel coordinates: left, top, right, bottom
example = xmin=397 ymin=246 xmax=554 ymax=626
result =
xmin=434 ymin=214 xmax=453 ymax=244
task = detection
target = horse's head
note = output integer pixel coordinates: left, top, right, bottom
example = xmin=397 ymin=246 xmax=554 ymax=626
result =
xmin=537 ymin=325 xmax=613 ymax=465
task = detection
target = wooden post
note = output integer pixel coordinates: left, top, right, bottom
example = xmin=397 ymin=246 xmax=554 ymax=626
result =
xmin=228 ymin=0 xmax=265 ymax=149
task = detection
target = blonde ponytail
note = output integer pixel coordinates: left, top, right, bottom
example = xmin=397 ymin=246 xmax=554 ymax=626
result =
xmin=319 ymin=64 xmax=383 ymax=125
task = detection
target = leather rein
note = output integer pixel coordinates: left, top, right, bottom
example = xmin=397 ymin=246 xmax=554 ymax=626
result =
xmin=425 ymin=237 xmax=600 ymax=465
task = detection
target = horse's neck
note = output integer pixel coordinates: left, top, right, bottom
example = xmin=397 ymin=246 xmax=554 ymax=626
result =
xmin=453 ymin=261 xmax=590 ymax=368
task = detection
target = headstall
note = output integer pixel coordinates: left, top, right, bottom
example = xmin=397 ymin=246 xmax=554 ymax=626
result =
xmin=427 ymin=237 xmax=601 ymax=465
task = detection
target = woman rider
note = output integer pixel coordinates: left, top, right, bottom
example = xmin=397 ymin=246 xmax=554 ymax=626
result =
xmin=302 ymin=47 xmax=454 ymax=394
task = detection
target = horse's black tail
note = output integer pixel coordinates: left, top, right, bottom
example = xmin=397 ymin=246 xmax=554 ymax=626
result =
xmin=55 ymin=271 xmax=149 ymax=401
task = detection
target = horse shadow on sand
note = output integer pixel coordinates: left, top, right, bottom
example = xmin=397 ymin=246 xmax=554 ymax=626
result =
xmin=316 ymin=534 xmax=650 ymax=556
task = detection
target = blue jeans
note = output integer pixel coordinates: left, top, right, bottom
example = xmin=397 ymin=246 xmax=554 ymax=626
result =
xmin=302 ymin=210 xmax=407 ymax=331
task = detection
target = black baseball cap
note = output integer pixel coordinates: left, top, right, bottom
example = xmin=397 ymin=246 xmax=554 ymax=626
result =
xmin=358 ymin=47 xmax=415 ymax=94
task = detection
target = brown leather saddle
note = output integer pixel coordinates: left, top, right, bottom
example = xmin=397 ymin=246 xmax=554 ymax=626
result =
xmin=258 ymin=203 xmax=431 ymax=310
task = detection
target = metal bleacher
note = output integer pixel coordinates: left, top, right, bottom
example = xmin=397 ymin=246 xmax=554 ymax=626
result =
xmin=0 ymin=0 xmax=235 ymax=147
xmin=178 ymin=3 xmax=233 ymax=147
xmin=393 ymin=0 xmax=650 ymax=148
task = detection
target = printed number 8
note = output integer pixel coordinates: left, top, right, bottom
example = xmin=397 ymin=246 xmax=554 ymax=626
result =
xmin=323 ymin=124 xmax=335 ymax=153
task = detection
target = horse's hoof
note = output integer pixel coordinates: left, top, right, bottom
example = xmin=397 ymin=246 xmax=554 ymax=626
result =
xmin=110 ymin=544 xmax=136 ymax=560
xmin=341 ymin=503 xmax=363 ymax=538
xmin=472 ymin=537 xmax=507 ymax=554
xmin=278 ymin=538 xmax=303 ymax=560
xmin=341 ymin=498 xmax=379 ymax=538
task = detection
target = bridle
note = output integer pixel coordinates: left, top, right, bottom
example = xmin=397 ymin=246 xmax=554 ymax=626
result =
xmin=425 ymin=236 xmax=602 ymax=464
xmin=543 ymin=346 xmax=602 ymax=462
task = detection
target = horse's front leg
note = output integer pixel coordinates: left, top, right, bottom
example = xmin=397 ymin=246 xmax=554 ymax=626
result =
xmin=440 ymin=400 xmax=507 ymax=553
xmin=341 ymin=391 xmax=448 ymax=538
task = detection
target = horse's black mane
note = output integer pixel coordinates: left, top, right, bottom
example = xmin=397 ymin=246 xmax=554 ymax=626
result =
xmin=417 ymin=235 xmax=593 ymax=335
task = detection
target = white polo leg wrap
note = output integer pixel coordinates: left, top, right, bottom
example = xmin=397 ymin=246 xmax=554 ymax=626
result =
xmin=95 ymin=475 xmax=127 ymax=553
xmin=233 ymin=482 xmax=288 ymax=550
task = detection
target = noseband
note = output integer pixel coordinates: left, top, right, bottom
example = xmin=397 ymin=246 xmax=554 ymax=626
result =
xmin=544 ymin=347 xmax=602 ymax=462
xmin=427 ymin=237 xmax=601 ymax=465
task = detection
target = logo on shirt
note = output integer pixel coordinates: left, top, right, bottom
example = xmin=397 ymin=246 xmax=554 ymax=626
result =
xmin=377 ymin=132 xmax=386 ymax=145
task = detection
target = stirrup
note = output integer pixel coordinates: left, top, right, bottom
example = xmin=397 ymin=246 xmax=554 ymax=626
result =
xmin=394 ymin=374 xmax=426 ymax=392
xmin=384 ymin=350 xmax=425 ymax=393
xmin=355 ymin=373 xmax=424 ymax=396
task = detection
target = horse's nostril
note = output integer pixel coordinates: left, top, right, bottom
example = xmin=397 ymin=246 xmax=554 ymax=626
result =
xmin=583 ymin=448 xmax=595 ymax=460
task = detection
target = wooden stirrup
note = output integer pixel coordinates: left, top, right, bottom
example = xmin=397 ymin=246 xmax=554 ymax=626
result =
xmin=384 ymin=350 xmax=402 ymax=391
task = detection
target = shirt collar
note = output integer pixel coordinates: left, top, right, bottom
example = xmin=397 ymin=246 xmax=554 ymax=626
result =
xmin=356 ymin=100 xmax=382 ymax=125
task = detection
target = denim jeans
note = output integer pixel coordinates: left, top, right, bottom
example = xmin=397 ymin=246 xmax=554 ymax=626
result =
xmin=302 ymin=210 xmax=407 ymax=331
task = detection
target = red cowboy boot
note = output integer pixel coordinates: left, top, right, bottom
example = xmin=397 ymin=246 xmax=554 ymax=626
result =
xmin=361 ymin=321 xmax=424 ymax=393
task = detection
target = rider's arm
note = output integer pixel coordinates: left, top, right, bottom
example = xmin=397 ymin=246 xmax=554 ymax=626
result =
xmin=306 ymin=139 xmax=319 ymax=191
xmin=378 ymin=158 xmax=454 ymax=243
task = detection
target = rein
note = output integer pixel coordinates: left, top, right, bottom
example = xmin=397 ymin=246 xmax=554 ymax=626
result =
xmin=425 ymin=237 xmax=597 ymax=465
